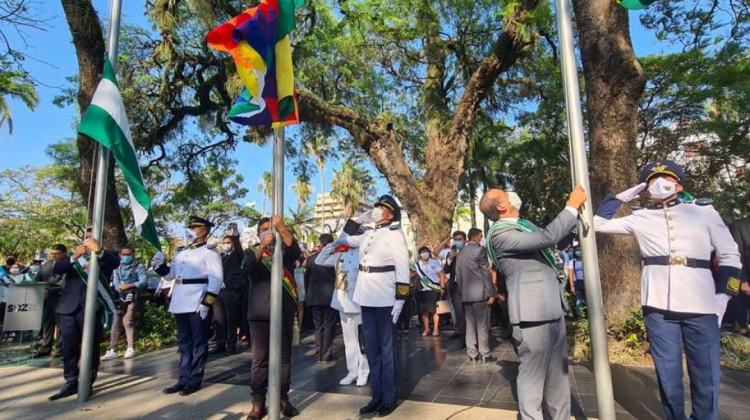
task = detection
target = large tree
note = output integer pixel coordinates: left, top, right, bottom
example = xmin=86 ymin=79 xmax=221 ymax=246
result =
xmin=61 ymin=0 xmax=128 ymax=248
xmin=571 ymin=0 xmax=646 ymax=323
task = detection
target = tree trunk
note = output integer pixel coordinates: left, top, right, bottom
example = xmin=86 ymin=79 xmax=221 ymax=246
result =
xmin=572 ymin=0 xmax=646 ymax=325
xmin=468 ymin=173 xmax=477 ymax=229
xmin=61 ymin=0 xmax=127 ymax=249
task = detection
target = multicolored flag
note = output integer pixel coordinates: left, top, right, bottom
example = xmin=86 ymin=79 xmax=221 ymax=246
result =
xmin=207 ymin=0 xmax=302 ymax=127
xmin=78 ymin=56 xmax=162 ymax=251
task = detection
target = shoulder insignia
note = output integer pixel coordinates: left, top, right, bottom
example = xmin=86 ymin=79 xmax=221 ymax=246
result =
xmin=728 ymin=277 xmax=741 ymax=294
xmin=695 ymin=198 xmax=714 ymax=206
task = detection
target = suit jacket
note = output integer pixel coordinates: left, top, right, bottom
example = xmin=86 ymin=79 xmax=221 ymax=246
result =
xmin=456 ymin=242 xmax=496 ymax=303
xmin=242 ymin=240 xmax=301 ymax=321
xmin=304 ymin=252 xmax=336 ymax=307
xmin=53 ymin=251 xmax=120 ymax=315
xmin=730 ymin=217 xmax=750 ymax=283
xmin=35 ymin=260 xmax=64 ymax=292
xmin=489 ymin=210 xmax=577 ymax=324
xmin=222 ymin=235 xmax=246 ymax=290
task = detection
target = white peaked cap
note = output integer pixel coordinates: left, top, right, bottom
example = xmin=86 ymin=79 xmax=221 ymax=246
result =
xmin=507 ymin=191 xmax=523 ymax=210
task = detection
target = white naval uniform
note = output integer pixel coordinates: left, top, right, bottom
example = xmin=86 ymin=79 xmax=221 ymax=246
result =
xmin=595 ymin=199 xmax=742 ymax=314
xmin=338 ymin=224 xmax=411 ymax=308
xmin=162 ymin=244 xmax=224 ymax=314
xmin=317 ymin=243 xmax=370 ymax=383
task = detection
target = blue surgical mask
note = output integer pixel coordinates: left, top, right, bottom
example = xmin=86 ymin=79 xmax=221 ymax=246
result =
xmin=121 ymin=255 xmax=134 ymax=264
xmin=454 ymin=241 xmax=464 ymax=250
xmin=574 ymin=251 xmax=582 ymax=258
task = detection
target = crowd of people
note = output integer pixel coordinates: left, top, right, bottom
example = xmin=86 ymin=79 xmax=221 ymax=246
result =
xmin=1 ymin=159 xmax=749 ymax=420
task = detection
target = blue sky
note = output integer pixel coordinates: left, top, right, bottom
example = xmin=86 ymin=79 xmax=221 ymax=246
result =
xmin=1 ymin=2 xmax=672 ymax=219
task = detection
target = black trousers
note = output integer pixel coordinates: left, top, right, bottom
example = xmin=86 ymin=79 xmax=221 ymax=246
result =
xmin=249 ymin=315 xmax=293 ymax=403
xmin=213 ymin=288 xmax=243 ymax=349
xmin=59 ymin=308 xmax=103 ymax=386
xmin=175 ymin=312 xmax=210 ymax=387
xmin=396 ymin=298 xmax=412 ymax=332
xmin=450 ymin=289 xmax=466 ymax=336
xmin=725 ymin=292 xmax=750 ymax=328
xmin=38 ymin=290 xmax=61 ymax=353
xmin=311 ymin=305 xmax=337 ymax=361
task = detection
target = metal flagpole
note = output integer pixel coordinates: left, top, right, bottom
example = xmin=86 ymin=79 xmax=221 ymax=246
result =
xmin=78 ymin=0 xmax=123 ymax=403
xmin=553 ymin=0 xmax=616 ymax=419
xmin=268 ymin=126 xmax=285 ymax=420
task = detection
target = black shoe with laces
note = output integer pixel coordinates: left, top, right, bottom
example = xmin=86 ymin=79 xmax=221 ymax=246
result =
xmin=359 ymin=399 xmax=382 ymax=415
xmin=163 ymin=383 xmax=186 ymax=394
xmin=376 ymin=402 xmax=397 ymax=417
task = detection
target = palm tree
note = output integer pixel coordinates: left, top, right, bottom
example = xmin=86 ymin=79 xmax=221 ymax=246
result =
xmin=285 ymin=204 xmax=313 ymax=242
xmin=0 ymin=74 xmax=39 ymax=136
xmin=331 ymin=160 xmax=374 ymax=218
xmin=291 ymin=176 xmax=313 ymax=209
xmin=258 ymin=171 xmax=272 ymax=216
xmin=304 ymin=134 xmax=332 ymax=199
xmin=453 ymin=205 xmax=472 ymax=225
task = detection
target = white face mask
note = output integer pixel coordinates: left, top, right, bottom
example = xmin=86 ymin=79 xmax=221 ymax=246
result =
xmin=371 ymin=207 xmax=385 ymax=223
xmin=420 ymin=252 xmax=430 ymax=261
xmin=220 ymin=244 xmax=233 ymax=254
xmin=479 ymin=238 xmax=487 ymax=247
xmin=186 ymin=229 xmax=197 ymax=240
xmin=9 ymin=268 xmax=20 ymax=275
xmin=648 ymin=178 xmax=679 ymax=200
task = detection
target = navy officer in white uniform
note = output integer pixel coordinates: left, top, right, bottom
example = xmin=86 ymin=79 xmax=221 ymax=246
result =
xmin=595 ymin=160 xmax=742 ymax=420
xmin=152 ymin=216 xmax=223 ymax=396
xmin=334 ymin=195 xmax=410 ymax=417
xmin=316 ymin=227 xmax=370 ymax=387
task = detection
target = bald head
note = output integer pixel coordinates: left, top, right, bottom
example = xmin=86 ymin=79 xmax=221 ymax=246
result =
xmin=480 ymin=189 xmax=521 ymax=221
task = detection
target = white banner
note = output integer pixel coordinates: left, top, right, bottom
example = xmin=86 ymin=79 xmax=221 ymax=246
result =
xmin=3 ymin=283 xmax=45 ymax=332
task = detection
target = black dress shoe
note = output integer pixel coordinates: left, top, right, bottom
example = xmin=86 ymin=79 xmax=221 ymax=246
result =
xmin=376 ymin=402 xmax=397 ymax=417
xmin=280 ymin=399 xmax=300 ymax=417
xmin=163 ymin=383 xmax=186 ymax=394
xmin=482 ymin=356 xmax=497 ymax=363
xmin=49 ymin=385 xmax=77 ymax=401
xmin=468 ymin=356 xmax=480 ymax=363
xmin=33 ymin=350 xmax=51 ymax=358
xmin=179 ymin=385 xmax=201 ymax=396
xmin=359 ymin=399 xmax=382 ymax=415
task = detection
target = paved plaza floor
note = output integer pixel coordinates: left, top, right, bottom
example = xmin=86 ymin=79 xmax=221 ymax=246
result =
xmin=1 ymin=327 xmax=749 ymax=419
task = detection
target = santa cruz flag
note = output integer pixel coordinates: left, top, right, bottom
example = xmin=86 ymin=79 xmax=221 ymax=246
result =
xmin=78 ymin=56 xmax=162 ymax=251
xmin=207 ymin=0 xmax=302 ymax=127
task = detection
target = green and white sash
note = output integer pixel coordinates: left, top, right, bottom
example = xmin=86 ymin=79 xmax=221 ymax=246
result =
xmin=415 ymin=261 xmax=441 ymax=293
xmin=487 ymin=219 xmax=566 ymax=280
xmin=73 ymin=257 xmax=118 ymax=328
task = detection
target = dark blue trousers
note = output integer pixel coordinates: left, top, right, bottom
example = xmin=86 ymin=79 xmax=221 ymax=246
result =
xmin=361 ymin=306 xmax=397 ymax=404
xmin=59 ymin=308 xmax=102 ymax=386
xmin=644 ymin=310 xmax=720 ymax=420
xmin=175 ymin=312 xmax=210 ymax=388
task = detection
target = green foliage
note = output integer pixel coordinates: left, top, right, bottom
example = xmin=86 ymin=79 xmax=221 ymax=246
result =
xmin=720 ymin=335 xmax=750 ymax=371
xmin=566 ymin=318 xmax=591 ymax=361
xmin=617 ymin=309 xmax=647 ymax=349
xmin=330 ymin=160 xmax=375 ymax=218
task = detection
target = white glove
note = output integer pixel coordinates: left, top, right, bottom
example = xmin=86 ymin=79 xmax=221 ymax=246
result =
xmin=391 ymin=300 xmax=405 ymax=324
xmin=151 ymin=251 xmax=165 ymax=268
xmin=615 ymin=183 xmax=647 ymax=203
xmin=358 ymin=210 xmax=374 ymax=224
xmin=198 ymin=304 xmax=210 ymax=320
xmin=715 ymin=293 xmax=731 ymax=327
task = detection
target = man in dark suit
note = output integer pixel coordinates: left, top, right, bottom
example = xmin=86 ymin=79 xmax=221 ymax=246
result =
xmin=728 ymin=194 xmax=750 ymax=333
xmin=443 ymin=230 xmax=467 ymax=349
xmin=49 ymin=239 xmax=120 ymax=401
xmin=242 ymin=216 xmax=301 ymax=420
xmin=480 ymin=187 xmax=585 ymax=420
xmin=304 ymin=233 xmax=337 ymax=362
xmin=213 ymin=222 xmax=245 ymax=355
xmin=456 ymin=228 xmax=497 ymax=362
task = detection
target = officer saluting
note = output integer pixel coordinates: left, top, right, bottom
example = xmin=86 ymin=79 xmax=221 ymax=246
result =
xmin=595 ymin=160 xmax=742 ymax=420
xmin=335 ymin=195 xmax=410 ymax=417
xmin=152 ymin=216 xmax=223 ymax=396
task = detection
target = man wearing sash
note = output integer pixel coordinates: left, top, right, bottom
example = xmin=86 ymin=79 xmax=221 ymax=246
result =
xmin=316 ymin=232 xmax=370 ymax=386
xmin=241 ymin=215 xmax=301 ymax=420
xmin=49 ymin=239 xmax=120 ymax=401
xmin=479 ymin=186 xmax=586 ymax=420
xmin=153 ymin=216 xmax=224 ymax=397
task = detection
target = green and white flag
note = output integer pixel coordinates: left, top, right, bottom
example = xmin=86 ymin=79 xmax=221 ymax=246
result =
xmin=78 ymin=56 xmax=161 ymax=251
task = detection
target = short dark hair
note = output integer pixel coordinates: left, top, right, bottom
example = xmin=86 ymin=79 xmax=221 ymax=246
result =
xmin=319 ymin=234 xmax=334 ymax=246
xmin=452 ymin=230 xmax=467 ymax=241
xmin=257 ymin=217 xmax=271 ymax=234
xmin=120 ymin=245 xmax=135 ymax=253
xmin=418 ymin=246 xmax=431 ymax=254
xmin=468 ymin=228 xmax=483 ymax=241
xmin=222 ymin=236 xmax=234 ymax=242
xmin=51 ymin=244 xmax=67 ymax=253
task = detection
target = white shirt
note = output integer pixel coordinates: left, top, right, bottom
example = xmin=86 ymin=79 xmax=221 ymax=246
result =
xmin=416 ymin=258 xmax=443 ymax=291
xmin=595 ymin=200 xmax=741 ymax=314
xmin=316 ymin=244 xmax=361 ymax=313
xmin=339 ymin=223 xmax=411 ymax=307
xmin=162 ymin=244 xmax=224 ymax=314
